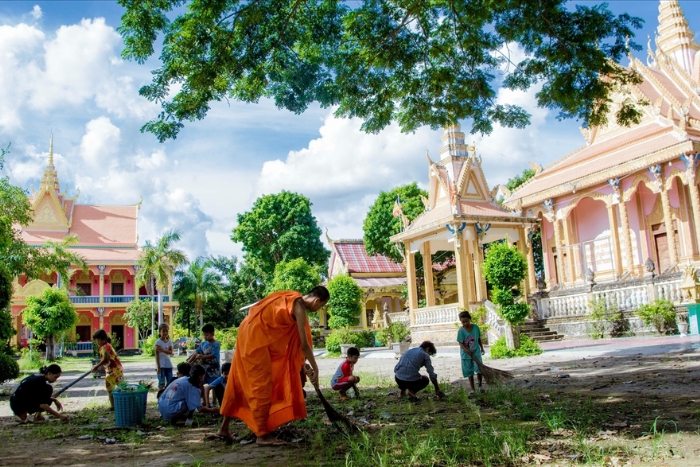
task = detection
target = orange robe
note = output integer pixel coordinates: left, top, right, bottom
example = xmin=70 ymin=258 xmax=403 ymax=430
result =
xmin=220 ymin=291 xmax=311 ymax=436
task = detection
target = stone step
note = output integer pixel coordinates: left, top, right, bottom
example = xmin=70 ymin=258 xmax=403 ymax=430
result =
xmin=528 ymin=334 xmax=564 ymax=342
xmin=522 ymin=330 xmax=558 ymax=337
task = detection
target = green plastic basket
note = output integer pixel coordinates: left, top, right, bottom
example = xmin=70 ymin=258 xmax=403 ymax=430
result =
xmin=113 ymin=384 xmax=147 ymax=427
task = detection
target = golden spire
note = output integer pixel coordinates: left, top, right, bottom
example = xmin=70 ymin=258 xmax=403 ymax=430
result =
xmin=40 ymin=133 xmax=60 ymax=192
xmin=656 ymin=0 xmax=699 ymax=72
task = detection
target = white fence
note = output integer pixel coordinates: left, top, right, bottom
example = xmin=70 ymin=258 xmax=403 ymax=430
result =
xmin=414 ymin=304 xmax=461 ymax=326
xmin=538 ymin=276 xmax=683 ymax=320
xmin=387 ymin=311 xmax=410 ymax=325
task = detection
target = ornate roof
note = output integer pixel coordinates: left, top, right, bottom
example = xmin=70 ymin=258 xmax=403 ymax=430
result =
xmin=329 ymin=239 xmax=404 ymax=274
xmin=506 ymin=0 xmax=700 ymax=209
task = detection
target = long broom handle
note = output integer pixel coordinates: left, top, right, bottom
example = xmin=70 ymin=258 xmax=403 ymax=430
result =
xmin=52 ymin=369 xmax=93 ymax=398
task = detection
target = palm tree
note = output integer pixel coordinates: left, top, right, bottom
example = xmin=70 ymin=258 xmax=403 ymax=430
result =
xmin=175 ymin=256 xmax=222 ymax=330
xmin=136 ymin=230 xmax=188 ymax=327
xmin=43 ymin=234 xmax=88 ymax=290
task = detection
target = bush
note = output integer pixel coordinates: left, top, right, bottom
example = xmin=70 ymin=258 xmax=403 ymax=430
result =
xmin=143 ymin=334 xmax=158 ymax=357
xmin=0 ymin=309 xmax=16 ymax=352
xmin=376 ymin=321 xmax=410 ymax=346
xmin=636 ymin=299 xmax=677 ymax=335
xmin=327 ymin=275 xmax=363 ymax=328
xmin=500 ymin=302 xmax=530 ymax=324
xmin=356 ymin=330 xmax=376 ymax=348
xmin=18 ymin=345 xmax=43 ymax=371
xmin=325 ymin=327 xmax=360 ymax=353
xmin=0 ymin=353 xmax=19 ymax=383
xmin=490 ymin=335 xmax=543 ymax=359
xmin=587 ymin=298 xmax=631 ymax=339
xmin=217 ymin=327 xmax=238 ymax=350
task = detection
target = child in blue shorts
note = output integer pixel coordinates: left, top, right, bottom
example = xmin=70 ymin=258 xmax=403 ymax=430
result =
xmin=204 ymin=362 xmax=230 ymax=408
xmin=457 ymin=311 xmax=484 ymax=394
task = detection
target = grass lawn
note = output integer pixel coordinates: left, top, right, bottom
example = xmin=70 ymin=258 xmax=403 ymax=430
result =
xmin=0 ymin=374 xmax=688 ymax=466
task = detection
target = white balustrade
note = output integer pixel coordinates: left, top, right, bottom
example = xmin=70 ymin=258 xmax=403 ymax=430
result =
xmin=387 ymin=311 xmax=410 ymax=325
xmin=414 ymin=305 xmax=461 ymax=326
xmin=656 ymin=280 xmax=681 ymax=303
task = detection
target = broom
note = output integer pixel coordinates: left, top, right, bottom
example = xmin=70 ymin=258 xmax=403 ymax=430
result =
xmin=306 ymin=365 xmax=360 ymax=436
xmin=53 ymin=369 xmax=93 ymax=397
xmin=464 ymin=347 xmax=513 ymax=386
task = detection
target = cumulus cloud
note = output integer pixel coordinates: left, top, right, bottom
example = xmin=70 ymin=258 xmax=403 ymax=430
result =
xmin=30 ymin=5 xmax=42 ymax=20
xmin=80 ymin=117 xmax=121 ymax=167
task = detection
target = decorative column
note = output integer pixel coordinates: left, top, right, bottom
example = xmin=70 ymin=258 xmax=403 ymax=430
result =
xmin=97 ymin=307 xmax=106 ymax=329
xmin=606 ymin=204 xmax=623 ymax=278
xmin=609 ymin=178 xmax=634 ymax=275
xmin=681 ymin=154 xmax=700 ymax=254
xmin=552 ymin=218 xmax=564 ymax=284
xmin=422 ymin=242 xmax=436 ymax=307
xmin=660 ymin=182 xmax=679 ymax=265
xmin=562 ymin=217 xmax=577 ymax=283
xmin=97 ymin=265 xmax=107 ymax=303
xmin=523 ymin=226 xmax=536 ymax=295
xmin=450 ymin=223 xmax=470 ymax=310
xmin=405 ymin=244 xmax=419 ymax=325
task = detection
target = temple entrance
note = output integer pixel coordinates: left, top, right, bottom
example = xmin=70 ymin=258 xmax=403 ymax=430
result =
xmin=111 ymin=325 xmax=124 ymax=350
xmin=652 ymin=222 xmax=678 ymax=274
xmin=75 ymin=325 xmax=91 ymax=343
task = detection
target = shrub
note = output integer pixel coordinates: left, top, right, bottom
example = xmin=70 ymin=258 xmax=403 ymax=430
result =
xmin=217 ymin=327 xmax=238 ymax=350
xmin=327 ymin=275 xmax=363 ymax=328
xmin=325 ymin=327 xmax=358 ymax=353
xmin=357 ymin=330 xmax=376 ymax=348
xmin=143 ymin=334 xmax=158 ymax=357
xmin=376 ymin=321 xmax=410 ymax=346
xmin=587 ymin=298 xmax=630 ymax=339
xmin=0 ymin=353 xmax=19 ymax=383
xmin=636 ymin=299 xmax=677 ymax=335
xmin=490 ymin=335 xmax=543 ymax=359
xmin=18 ymin=346 xmax=43 ymax=371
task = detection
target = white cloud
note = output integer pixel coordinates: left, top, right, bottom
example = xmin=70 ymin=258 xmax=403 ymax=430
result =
xmin=30 ymin=5 xmax=42 ymax=20
xmin=135 ymin=149 xmax=167 ymax=170
xmin=80 ymin=117 xmax=121 ymax=167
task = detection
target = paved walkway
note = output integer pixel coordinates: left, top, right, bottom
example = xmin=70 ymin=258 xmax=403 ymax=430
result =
xmin=2 ymin=334 xmax=699 ymax=417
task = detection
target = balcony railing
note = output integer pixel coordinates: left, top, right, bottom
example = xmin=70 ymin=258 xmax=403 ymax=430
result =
xmin=69 ymin=295 xmax=171 ymax=304
xmin=70 ymin=296 xmax=100 ymax=304
xmin=66 ymin=342 xmax=93 ymax=352
xmin=104 ymin=296 xmax=135 ymax=303
xmin=414 ymin=304 xmax=461 ymax=326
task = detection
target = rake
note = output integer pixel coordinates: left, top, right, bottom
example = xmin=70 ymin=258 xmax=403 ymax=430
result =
xmin=311 ymin=381 xmax=361 ymax=436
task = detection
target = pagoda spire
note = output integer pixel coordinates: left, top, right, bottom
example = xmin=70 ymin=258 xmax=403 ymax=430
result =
xmin=656 ymin=0 xmax=699 ymax=73
xmin=40 ymin=133 xmax=60 ymax=193
xmin=439 ymin=124 xmax=469 ymax=158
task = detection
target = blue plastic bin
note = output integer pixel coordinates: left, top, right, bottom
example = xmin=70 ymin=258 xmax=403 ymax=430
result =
xmin=113 ymin=384 xmax=148 ymax=427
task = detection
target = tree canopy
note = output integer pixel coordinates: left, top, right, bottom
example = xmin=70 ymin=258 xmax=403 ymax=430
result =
xmin=482 ymin=241 xmax=529 ymax=325
xmin=125 ymin=298 xmax=154 ymax=341
xmin=175 ymin=256 xmax=222 ymax=328
xmin=118 ymin=0 xmax=643 ymax=142
xmin=232 ymin=191 xmax=329 ymax=280
xmin=267 ymin=258 xmax=321 ymax=295
xmin=363 ymin=182 xmax=427 ymax=262
xmin=23 ymin=287 xmax=78 ymax=360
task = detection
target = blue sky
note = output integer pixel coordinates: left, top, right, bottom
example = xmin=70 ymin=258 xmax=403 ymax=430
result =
xmin=0 ymin=1 xmax=698 ymax=261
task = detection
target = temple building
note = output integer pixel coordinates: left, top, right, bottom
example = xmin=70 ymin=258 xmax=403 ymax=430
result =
xmin=503 ymin=0 xmax=700 ymax=336
xmin=389 ymin=125 xmax=535 ymax=343
xmin=323 ymin=236 xmax=406 ymax=329
xmin=10 ymin=136 xmax=177 ymax=351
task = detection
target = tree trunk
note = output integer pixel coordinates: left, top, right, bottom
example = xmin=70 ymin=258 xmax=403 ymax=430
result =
xmin=46 ymin=334 xmax=55 ymax=361
xmin=157 ymin=292 xmax=164 ymax=327
xmin=504 ymin=323 xmax=521 ymax=350
xmin=197 ymin=295 xmax=203 ymax=329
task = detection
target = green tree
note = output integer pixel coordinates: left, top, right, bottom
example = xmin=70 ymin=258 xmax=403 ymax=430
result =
xmin=326 ymin=275 xmax=363 ymax=328
xmin=23 ymin=287 xmax=78 ymax=361
xmin=363 ymin=182 xmax=427 ymax=262
xmin=174 ymin=256 xmax=222 ymax=329
xmin=268 ymin=258 xmax=321 ymax=294
xmin=505 ymin=168 xmax=536 ymax=192
xmin=136 ymin=229 xmax=189 ymax=327
xmin=0 ymin=264 xmax=11 ymax=311
xmin=232 ymin=191 xmax=329 ymax=280
xmin=482 ymin=241 xmax=529 ymax=328
xmin=42 ymin=234 xmax=88 ymax=290
xmin=118 ymin=0 xmax=643 ymax=142
xmin=125 ymin=298 xmax=153 ymax=341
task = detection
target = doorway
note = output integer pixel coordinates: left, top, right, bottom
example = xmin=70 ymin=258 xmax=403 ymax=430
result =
xmin=111 ymin=325 xmax=125 ymax=350
xmin=75 ymin=325 xmax=91 ymax=343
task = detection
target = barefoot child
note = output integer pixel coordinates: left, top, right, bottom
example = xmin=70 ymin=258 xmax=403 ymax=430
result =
xmin=187 ymin=324 xmax=221 ymax=384
xmin=158 ymin=364 xmax=219 ymax=424
xmin=457 ymin=311 xmax=484 ymax=394
xmin=10 ymin=364 xmax=68 ymax=422
xmin=155 ymin=323 xmax=175 ymax=390
xmin=91 ymin=329 xmax=124 ymax=410
xmin=330 ymin=346 xmax=361 ymax=400
xmin=204 ymin=362 xmax=230 ymax=408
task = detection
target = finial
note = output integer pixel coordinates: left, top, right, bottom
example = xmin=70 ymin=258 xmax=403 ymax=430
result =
xmin=48 ymin=132 xmax=54 ymax=166
xmin=426 ymin=150 xmax=433 ymax=165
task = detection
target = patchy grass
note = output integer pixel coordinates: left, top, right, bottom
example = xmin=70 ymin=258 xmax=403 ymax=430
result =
xmin=0 ymin=377 xmax=692 ymax=466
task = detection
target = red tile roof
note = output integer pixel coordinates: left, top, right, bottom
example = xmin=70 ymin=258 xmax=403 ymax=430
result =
xmin=333 ymin=241 xmax=405 ymax=274
xmin=354 ymin=277 xmax=406 ymax=287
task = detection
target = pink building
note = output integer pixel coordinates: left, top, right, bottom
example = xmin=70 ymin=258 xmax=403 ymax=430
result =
xmin=10 ymin=137 xmax=176 ymax=351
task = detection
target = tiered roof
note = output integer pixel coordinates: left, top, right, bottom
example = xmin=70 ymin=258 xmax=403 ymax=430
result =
xmin=327 ymin=238 xmax=406 ymax=289
xmin=506 ymin=0 xmax=700 ymax=208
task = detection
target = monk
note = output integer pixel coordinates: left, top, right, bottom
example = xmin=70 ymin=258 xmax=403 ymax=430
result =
xmin=217 ymin=286 xmax=329 ymax=445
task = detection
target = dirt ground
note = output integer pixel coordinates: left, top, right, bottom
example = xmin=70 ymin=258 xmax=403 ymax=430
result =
xmin=2 ymin=338 xmax=700 ymax=466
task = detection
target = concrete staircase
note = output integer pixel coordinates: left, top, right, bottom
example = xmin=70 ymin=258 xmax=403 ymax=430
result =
xmin=521 ymin=320 xmax=563 ymax=342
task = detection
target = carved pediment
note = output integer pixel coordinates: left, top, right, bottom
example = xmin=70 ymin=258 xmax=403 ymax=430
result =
xmin=111 ymin=271 xmax=126 ymax=283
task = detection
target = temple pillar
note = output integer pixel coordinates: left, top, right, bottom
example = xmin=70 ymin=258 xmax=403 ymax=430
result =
xmin=524 ymin=226 xmax=537 ymax=295
xmin=405 ymin=245 xmax=419 ymax=325
xmin=618 ymin=196 xmax=635 ymax=274
xmin=685 ymin=163 xmax=700 ymax=254
xmin=97 ymin=265 xmax=106 ymax=303
xmin=422 ymin=243 xmax=436 ymax=307
xmin=606 ymin=204 xmax=622 ymax=278
xmin=552 ymin=218 xmax=564 ymax=284
xmin=660 ymin=184 xmax=679 ymax=266
xmin=453 ymin=228 xmax=470 ymax=310
xmin=562 ymin=217 xmax=576 ymax=283
xmin=98 ymin=307 xmax=105 ymax=329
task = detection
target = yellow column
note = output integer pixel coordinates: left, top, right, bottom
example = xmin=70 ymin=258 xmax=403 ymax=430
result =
xmin=453 ymin=229 xmax=470 ymax=310
xmin=618 ymin=196 xmax=635 ymax=274
xmin=685 ymin=169 xmax=700 ymax=255
xmin=660 ymin=184 xmax=679 ymax=265
xmin=98 ymin=265 xmax=106 ymax=303
xmin=606 ymin=204 xmax=622 ymax=277
xmin=521 ymin=227 xmax=535 ymax=297
xmin=562 ymin=217 xmax=576 ymax=283
xmin=552 ymin=218 xmax=564 ymax=284
xmin=472 ymin=233 xmax=487 ymax=301
xmin=422 ymin=242 xmax=436 ymax=307
xmin=405 ymin=245 xmax=419 ymax=325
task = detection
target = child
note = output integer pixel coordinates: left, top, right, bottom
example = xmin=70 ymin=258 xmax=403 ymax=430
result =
xmin=91 ymin=329 xmax=124 ymax=410
xmin=330 ymin=346 xmax=361 ymax=400
xmin=157 ymin=362 xmax=192 ymax=399
xmin=187 ymin=323 xmax=221 ymax=384
xmin=203 ymin=362 xmax=230 ymax=408
xmin=155 ymin=323 xmax=174 ymax=389
xmin=457 ymin=311 xmax=484 ymax=394
xmin=158 ymin=364 xmax=219 ymax=424
xmin=10 ymin=364 xmax=68 ymax=422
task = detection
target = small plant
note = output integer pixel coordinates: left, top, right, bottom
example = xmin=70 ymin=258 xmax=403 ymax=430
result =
xmin=108 ymin=332 xmax=122 ymax=350
xmin=186 ymin=337 xmax=197 ymax=350
xmin=490 ymin=335 xmax=542 ymax=359
xmin=216 ymin=327 xmax=238 ymax=350
xmin=588 ymin=297 xmax=619 ymax=339
xmin=376 ymin=321 xmax=409 ymax=346
xmin=142 ymin=334 xmax=158 ymax=357
xmin=18 ymin=346 xmax=44 ymax=371
xmin=636 ymin=299 xmax=677 ymax=335
xmin=0 ymin=352 xmax=19 ymax=383
xmin=324 ymin=326 xmax=357 ymax=353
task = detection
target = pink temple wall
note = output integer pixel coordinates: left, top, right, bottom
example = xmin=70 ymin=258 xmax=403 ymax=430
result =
xmin=625 ymin=195 xmax=642 ymax=265
xmin=574 ymin=197 xmax=608 ymax=242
